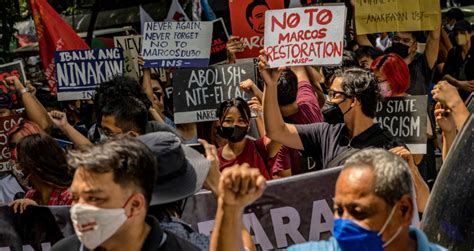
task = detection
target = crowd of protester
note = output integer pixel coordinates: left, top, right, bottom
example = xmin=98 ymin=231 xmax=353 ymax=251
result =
xmin=0 ymin=2 xmax=471 ymax=251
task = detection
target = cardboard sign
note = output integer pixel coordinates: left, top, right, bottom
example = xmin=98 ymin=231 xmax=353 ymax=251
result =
xmin=354 ymin=0 xmax=441 ymax=35
xmin=114 ymin=35 xmax=143 ymax=80
xmin=264 ymin=5 xmax=346 ymax=68
xmin=172 ymin=62 xmax=255 ymax=124
xmin=181 ymin=167 xmax=342 ymax=249
xmin=375 ymin=95 xmax=428 ymax=154
xmin=209 ymin=18 xmax=230 ymax=66
xmin=229 ymin=0 xmax=284 ymax=59
xmin=142 ymin=21 xmax=213 ymax=68
xmin=0 ymin=61 xmax=27 ymax=85
xmin=0 ymin=115 xmax=24 ymax=172
xmin=55 ymin=48 xmax=124 ymax=101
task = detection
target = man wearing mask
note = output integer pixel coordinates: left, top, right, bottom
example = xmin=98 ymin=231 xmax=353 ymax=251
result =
xmin=52 ymin=136 xmax=200 ymax=251
xmin=260 ymin=59 xmax=430 ymax=212
xmin=209 ymin=149 xmax=447 ymax=251
xmin=444 ymin=8 xmax=465 ymax=45
xmin=442 ymin=20 xmax=474 ymax=101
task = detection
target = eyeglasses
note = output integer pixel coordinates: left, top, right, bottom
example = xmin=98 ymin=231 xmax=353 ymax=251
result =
xmin=327 ymin=90 xmax=348 ymax=100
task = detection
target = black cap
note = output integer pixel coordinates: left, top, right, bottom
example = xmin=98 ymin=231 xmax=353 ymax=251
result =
xmin=453 ymin=20 xmax=472 ymax=32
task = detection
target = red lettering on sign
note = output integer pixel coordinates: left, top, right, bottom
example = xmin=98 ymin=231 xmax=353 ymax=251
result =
xmin=304 ymin=8 xmax=333 ymax=26
xmin=271 ymin=12 xmax=301 ymax=32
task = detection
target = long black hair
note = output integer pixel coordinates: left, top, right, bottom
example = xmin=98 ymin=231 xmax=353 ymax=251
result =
xmin=216 ymin=97 xmax=251 ymax=124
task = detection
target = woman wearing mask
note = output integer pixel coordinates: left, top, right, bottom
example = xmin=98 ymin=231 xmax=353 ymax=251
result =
xmin=370 ymin=53 xmax=410 ymax=97
xmin=442 ymin=20 xmax=474 ymax=101
xmin=9 ymin=133 xmax=73 ymax=213
xmin=216 ymin=98 xmax=271 ymax=180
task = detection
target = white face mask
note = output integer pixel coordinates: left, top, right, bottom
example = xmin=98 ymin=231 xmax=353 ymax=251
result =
xmin=446 ymin=23 xmax=454 ymax=31
xmin=70 ymin=203 xmax=128 ymax=249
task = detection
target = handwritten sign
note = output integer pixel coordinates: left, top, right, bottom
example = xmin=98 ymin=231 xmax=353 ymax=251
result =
xmin=172 ymin=62 xmax=255 ymax=124
xmin=142 ymin=21 xmax=213 ymax=68
xmin=114 ymin=35 xmax=142 ymax=80
xmin=0 ymin=114 xmax=24 ymax=172
xmin=229 ymin=0 xmax=284 ymax=59
xmin=264 ymin=6 xmax=346 ymax=68
xmin=375 ymin=95 xmax=427 ymax=154
xmin=209 ymin=18 xmax=230 ymax=66
xmin=355 ymin=0 xmax=441 ymax=35
xmin=55 ymin=48 xmax=124 ymax=101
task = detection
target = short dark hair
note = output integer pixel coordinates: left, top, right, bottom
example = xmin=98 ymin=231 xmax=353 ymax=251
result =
xmin=102 ymin=97 xmax=148 ymax=135
xmin=446 ymin=8 xmax=464 ymax=21
xmin=246 ymin=0 xmax=269 ymax=28
xmin=355 ymin=46 xmax=384 ymax=61
xmin=94 ymin=76 xmax=151 ymax=125
xmin=277 ymin=69 xmax=298 ymax=106
xmin=17 ymin=133 xmax=72 ymax=187
xmin=67 ymin=136 xmax=157 ymax=205
xmin=217 ymin=97 xmax=251 ymax=124
xmin=338 ymin=68 xmax=381 ymax=118
xmin=322 ymin=50 xmax=358 ymax=87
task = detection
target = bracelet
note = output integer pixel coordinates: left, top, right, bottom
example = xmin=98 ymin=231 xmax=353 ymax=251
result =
xmin=19 ymin=87 xmax=29 ymax=98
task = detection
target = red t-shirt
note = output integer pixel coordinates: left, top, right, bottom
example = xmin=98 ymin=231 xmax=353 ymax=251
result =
xmin=271 ymin=81 xmax=324 ymax=175
xmin=218 ymin=138 xmax=271 ymax=180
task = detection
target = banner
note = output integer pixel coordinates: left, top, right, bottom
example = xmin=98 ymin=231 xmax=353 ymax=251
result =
xmin=172 ymin=62 xmax=255 ymax=124
xmin=229 ymin=0 xmax=284 ymax=59
xmin=166 ymin=0 xmax=190 ymax=21
xmin=209 ymin=18 xmax=230 ymax=66
xmin=142 ymin=21 xmax=213 ymax=68
xmin=0 ymin=115 xmax=24 ymax=172
xmin=181 ymin=167 xmax=342 ymax=250
xmin=29 ymin=0 xmax=89 ymax=94
xmin=264 ymin=5 xmax=346 ymax=68
xmin=55 ymin=48 xmax=124 ymax=101
xmin=375 ymin=95 xmax=428 ymax=154
xmin=354 ymin=0 xmax=441 ymax=35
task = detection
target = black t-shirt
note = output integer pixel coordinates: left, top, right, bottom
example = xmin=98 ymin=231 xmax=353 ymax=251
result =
xmin=51 ymin=216 xmax=200 ymax=251
xmin=296 ymin=122 xmax=405 ymax=169
xmin=442 ymin=40 xmax=474 ymax=101
xmin=407 ymin=53 xmax=433 ymax=96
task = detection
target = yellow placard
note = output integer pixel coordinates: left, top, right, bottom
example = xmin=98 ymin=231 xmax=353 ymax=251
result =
xmin=355 ymin=0 xmax=440 ymax=35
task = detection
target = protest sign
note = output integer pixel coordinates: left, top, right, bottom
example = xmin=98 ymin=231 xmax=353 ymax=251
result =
xmin=180 ymin=166 xmax=342 ymax=249
xmin=55 ymin=48 xmax=124 ymax=101
xmin=375 ymin=95 xmax=427 ymax=154
xmin=0 ymin=114 xmax=24 ymax=172
xmin=172 ymin=62 xmax=255 ymax=124
xmin=142 ymin=21 xmax=213 ymax=68
xmin=114 ymin=35 xmax=142 ymax=80
xmin=264 ymin=5 xmax=346 ymax=68
xmin=229 ymin=0 xmax=284 ymax=59
xmin=209 ymin=18 xmax=230 ymax=66
xmin=354 ymin=0 xmax=441 ymax=35
xmin=0 ymin=61 xmax=27 ymax=85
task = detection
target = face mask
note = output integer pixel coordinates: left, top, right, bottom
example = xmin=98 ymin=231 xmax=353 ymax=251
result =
xmin=333 ymin=204 xmax=403 ymax=251
xmin=217 ymin=125 xmax=248 ymax=142
xmin=391 ymin=42 xmax=410 ymax=58
xmin=70 ymin=203 xmax=128 ymax=250
xmin=322 ymin=100 xmax=352 ymax=124
xmin=97 ymin=128 xmax=110 ymax=142
xmin=446 ymin=23 xmax=454 ymax=31
xmin=379 ymin=81 xmax=393 ymax=97
xmin=456 ymin=34 xmax=468 ymax=46
xmin=12 ymin=164 xmax=31 ymax=189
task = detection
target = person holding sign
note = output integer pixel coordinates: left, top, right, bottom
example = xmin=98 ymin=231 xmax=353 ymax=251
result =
xmin=260 ymin=54 xmax=429 ymax=212
xmin=216 ymin=98 xmax=272 ymax=180
xmin=210 ymin=149 xmax=446 ymax=251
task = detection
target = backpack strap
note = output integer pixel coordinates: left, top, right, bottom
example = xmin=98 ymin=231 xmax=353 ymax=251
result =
xmin=327 ymin=147 xmax=361 ymax=168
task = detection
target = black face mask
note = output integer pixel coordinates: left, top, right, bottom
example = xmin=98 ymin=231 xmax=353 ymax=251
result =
xmin=322 ymin=100 xmax=352 ymax=124
xmin=217 ymin=125 xmax=248 ymax=142
xmin=390 ymin=42 xmax=410 ymax=58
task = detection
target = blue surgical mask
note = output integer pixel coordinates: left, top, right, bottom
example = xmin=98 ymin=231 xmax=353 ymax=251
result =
xmin=333 ymin=204 xmax=402 ymax=251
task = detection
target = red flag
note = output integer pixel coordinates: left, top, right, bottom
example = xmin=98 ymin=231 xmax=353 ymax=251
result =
xmin=29 ymin=0 xmax=89 ymax=94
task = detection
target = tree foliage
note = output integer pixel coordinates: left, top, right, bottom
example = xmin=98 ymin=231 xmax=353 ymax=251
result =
xmin=0 ymin=0 xmax=22 ymax=62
